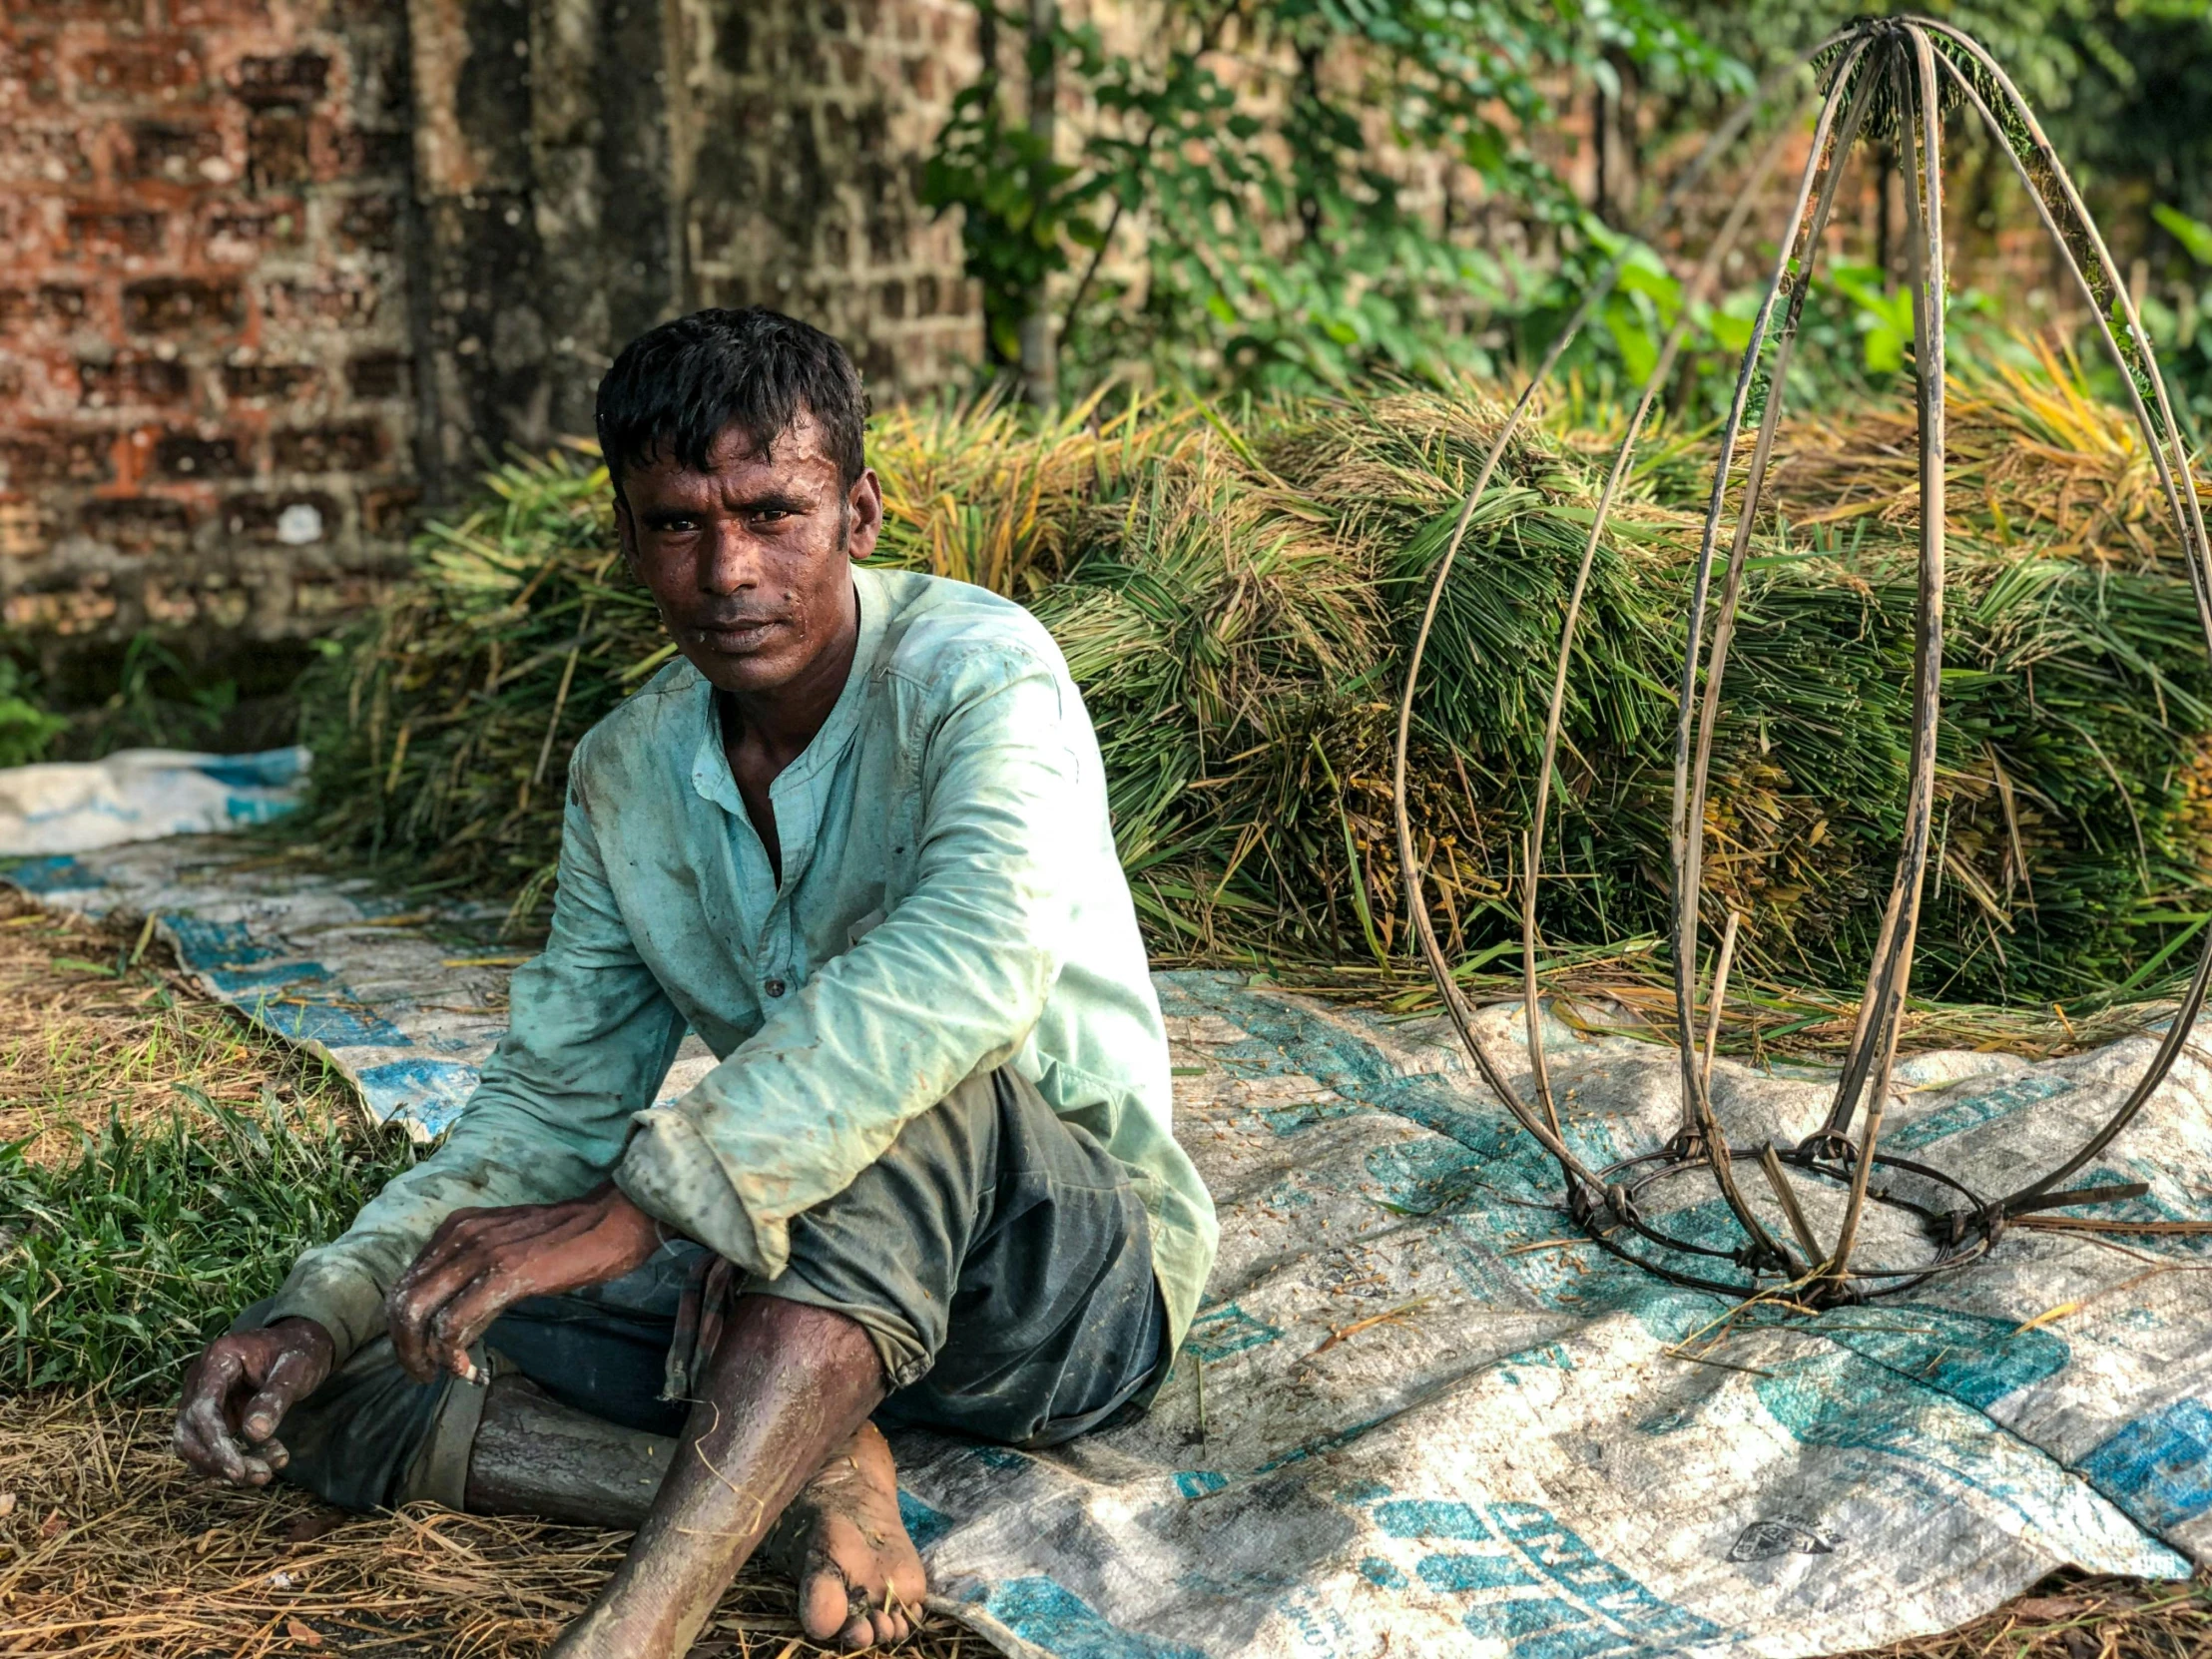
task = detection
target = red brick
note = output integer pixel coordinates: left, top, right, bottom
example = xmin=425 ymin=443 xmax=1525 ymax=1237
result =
xmin=78 ymin=354 xmax=193 ymax=406
xmin=0 ymin=36 xmax=64 ymax=106
xmin=0 ymin=284 xmax=91 ymax=332
xmin=15 ymin=0 xmax=144 ymax=18
xmin=0 ymin=128 xmax=96 ymax=186
xmin=80 ymin=495 xmax=193 ymax=553
xmin=0 ymin=428 xmax=116 ymax=487
xmin=123 ymin=275 xmax=243 ymax=332
xmin=65 ymin=203 xmax=167 ymax=258
xmin=272 ymin=420 xmax=382 ymax=472
xmin=153 ymin=428 xmax=248 ymax=478
xmin=220 ymin=359 xmax=318 ymax=399
xmin=229 ymin=51 xmax=328 ymax=109
xmin=74 ymin=41 xmax=205 ymax=102
xmin=247 ymin=111 xmax=311 ymax=188
xmin=261 ymin=274 xmax=374 ymax=326
xmin=203 ymin=202 xmax=301 ymax=259
xmin=167 ymin=0 xmax=271 ymax=24
xmin=118 ymin=120 xmax=227 ymax=184
xmin=219 ymin=489 xmax=338 ymax=542
xmin=345 ymin=350 xmax=407 ymax=397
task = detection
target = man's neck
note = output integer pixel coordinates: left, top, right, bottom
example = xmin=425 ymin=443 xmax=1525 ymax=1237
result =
xmin=718 ymin=579 xmax=861 ymax=775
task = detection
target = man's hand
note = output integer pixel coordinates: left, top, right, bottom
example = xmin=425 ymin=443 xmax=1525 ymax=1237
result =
xmin=174 ymin=1317 xmax=334 ymax=1486
xmin=386 ymin=1182 xmax=664 ymax=1383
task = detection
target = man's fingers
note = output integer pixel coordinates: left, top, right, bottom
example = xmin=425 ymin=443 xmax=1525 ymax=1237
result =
xmin=240 ymin=1344 xmax=320 ymax=1441
xmin=176 ymin=1349 xmax=252 ymax=1480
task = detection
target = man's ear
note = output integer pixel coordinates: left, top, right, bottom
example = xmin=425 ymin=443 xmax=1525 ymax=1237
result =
xmin=844 ymin=468 xmax=884 ymax=564
xmin=613 ymin=493 xmax=641 ymax=573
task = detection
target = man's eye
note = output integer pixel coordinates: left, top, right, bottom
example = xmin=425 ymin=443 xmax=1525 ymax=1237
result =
xmin=751 ymin=509 xmax=790 ymax=525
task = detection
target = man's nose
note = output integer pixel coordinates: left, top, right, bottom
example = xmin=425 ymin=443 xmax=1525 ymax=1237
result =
xmin=700 ymin=520 xmax=758 ymax=594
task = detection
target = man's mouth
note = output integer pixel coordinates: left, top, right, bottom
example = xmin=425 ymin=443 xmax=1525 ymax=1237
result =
xmin=694 ymin=617 xmax=782 ymax=652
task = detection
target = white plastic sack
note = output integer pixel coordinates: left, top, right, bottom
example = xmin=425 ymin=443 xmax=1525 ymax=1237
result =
xmin=9 ymin=834 xmax=2207 ymax=1659
xmin=0 ymin=747 xmax=307 ymax=855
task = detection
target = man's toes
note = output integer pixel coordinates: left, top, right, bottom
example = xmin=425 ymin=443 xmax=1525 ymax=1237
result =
xmin=836 ymin=1611 xmax=876 ymax=1650
xmin=799 ymin=1567 xmax=854 ymax=1643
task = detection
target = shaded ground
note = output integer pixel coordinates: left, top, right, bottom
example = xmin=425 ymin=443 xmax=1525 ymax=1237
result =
xmin=0 ymin=890 xmax=2204 ymax=1657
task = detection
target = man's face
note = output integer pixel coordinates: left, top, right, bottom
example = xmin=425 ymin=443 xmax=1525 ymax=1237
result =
xmin=615 ymin=415 xmax=882 ymax=699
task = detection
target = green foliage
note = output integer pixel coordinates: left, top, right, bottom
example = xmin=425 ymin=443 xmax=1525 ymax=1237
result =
xmin=0 ymin=658 xmax=67 ymax=768
xmin=0 ymin=1098 xmax=415 ymax=1397
xmin=924 ymin=0 xmax=1746 ymax=394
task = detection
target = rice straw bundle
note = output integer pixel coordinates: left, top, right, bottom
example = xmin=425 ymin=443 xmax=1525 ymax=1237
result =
xmin=290 ymin=360 xmax=2212 ymax=1013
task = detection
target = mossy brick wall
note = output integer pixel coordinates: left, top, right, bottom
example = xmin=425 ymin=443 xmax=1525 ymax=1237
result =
xmin=680 ymin=0 xmax=983 ymax=393
xmin=0 ymin=0 xmax=419 ymax=654
xmin=0 ymin=0 xmax=987 ymax=670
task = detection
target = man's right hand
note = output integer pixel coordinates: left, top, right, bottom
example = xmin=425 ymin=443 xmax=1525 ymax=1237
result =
xmin=173 ymin=1317 xmax=335 ymax=1487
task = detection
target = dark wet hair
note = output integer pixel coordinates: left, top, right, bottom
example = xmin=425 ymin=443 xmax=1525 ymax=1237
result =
xmin=594 ymin=306 xmax=869 ymax=500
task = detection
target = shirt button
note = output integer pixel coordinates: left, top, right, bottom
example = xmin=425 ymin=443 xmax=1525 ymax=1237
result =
xmin=764 ymin=977 xmax=788 ymax=998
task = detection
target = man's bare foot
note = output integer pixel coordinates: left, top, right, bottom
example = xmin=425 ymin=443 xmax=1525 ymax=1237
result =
xmin=768 ymin=1421 xmax=928 ymax=1649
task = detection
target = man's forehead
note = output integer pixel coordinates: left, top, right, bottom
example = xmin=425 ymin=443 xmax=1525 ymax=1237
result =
xmin=629 ymin=415 xmax=836 ymax=492
xmin=700 ymin=415 xmax=833 ymax=476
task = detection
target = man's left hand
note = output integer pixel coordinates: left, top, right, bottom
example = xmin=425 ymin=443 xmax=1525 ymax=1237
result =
xmin=386 ymin=1182 xmax=665 ymax=1383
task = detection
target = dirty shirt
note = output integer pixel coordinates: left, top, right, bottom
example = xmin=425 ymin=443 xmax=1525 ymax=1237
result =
xmin=267 ymin=564 xmax=1218 ymax=1376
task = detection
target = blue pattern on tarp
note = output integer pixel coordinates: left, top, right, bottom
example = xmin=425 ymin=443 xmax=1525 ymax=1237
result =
xmin=1419 ymin=1554 xmax=1539 ymax=1591
xmin=1185 ymin=1302 xmax=1282 ymax=1362
xmin=1176 ymin=1470 xmax=1229 ymax=1499
xmin=2080 ymin=1399 xmax=2212 ymax=1535
xmin=223 ymin=794 xmax=298 ymax=826
xmin=195 ymin=749 xmax=306 ymax=789
xmin=240 ymin=993 xmax=409 ymax=1049
xmin=1374 ymin=1500 xmax=1493 ymax=1541
xmin=1885 ymin=1072 xmax=2075 ymax=1152
xmin=1487 ymin=1503 xmax=1722 ymax=1650
xmin=898 ymin=1488 xmax=954 ymax=1551
xmin=208 ymin=961 xmax=330 ymax=994
xmin=967 ymin=1576 xmax=1207 ymax=1659
xmin=167 ymin=915 xmax=276 ymax=969
xmin=355 ymin=1056 xmax=481 ymax=1133
xmin=1806 ymin=1307 xmax=2071 ymax=1411
xmin=2 ymin=854 xmax=99 ymax=894
xmin=1358 ymin=1556 xmax=1405 ymax=1588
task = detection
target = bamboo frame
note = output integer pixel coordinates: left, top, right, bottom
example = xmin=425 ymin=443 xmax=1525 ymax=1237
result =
xmin=1389 ymin=16 xmax=2211 ymax=1304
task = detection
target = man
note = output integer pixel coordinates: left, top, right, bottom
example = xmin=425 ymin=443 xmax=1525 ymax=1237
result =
xmin=172 ymin=307 xmax=1218 ymax=1659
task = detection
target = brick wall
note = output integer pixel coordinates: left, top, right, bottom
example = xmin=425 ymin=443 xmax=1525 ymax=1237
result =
xmin=0 ymin=0 xmax=419 ymax=661
xmin=679 ymin=0 xmax=984 ymax=394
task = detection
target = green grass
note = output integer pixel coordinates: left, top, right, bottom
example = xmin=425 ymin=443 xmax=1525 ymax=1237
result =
xmin=0 ymin=1094 xmax=416 ymax=1398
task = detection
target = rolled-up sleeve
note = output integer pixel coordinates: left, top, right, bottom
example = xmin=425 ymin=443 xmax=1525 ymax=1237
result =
xmin=614 ymin=646 xmax=1080 ymax=1279
xmin=263 ymin=752 xmax=689 ymax=1366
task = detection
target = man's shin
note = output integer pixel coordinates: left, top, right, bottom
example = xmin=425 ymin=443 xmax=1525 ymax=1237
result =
xmin=550 ymin=1294 xmax=886 ymax=1659
xmin=466 ymin=1376 xmax=674 ymax=1528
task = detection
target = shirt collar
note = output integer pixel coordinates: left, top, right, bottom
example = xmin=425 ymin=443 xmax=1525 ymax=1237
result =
xmin=688 ymin=563 xmax=890 ymax=815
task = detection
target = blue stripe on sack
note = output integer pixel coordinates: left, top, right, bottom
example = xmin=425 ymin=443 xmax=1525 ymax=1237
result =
xmin=2079 ymin=1399 xmax=2212 ymax=1535
xmin=354 ymin=1056 xmax=481 ymax=1133
xmin=167 ymin=915 xmax=276 ymax=968
xmin=2 ymin=854 xmax=100 ymax=894
xmin=241 ymin=994 xmax=409 ymax=1049
xmin=897 ymin=1488 xmax=954 ymax=1551
xmin=967 ymin=1576 xmax=1207 ymax=1659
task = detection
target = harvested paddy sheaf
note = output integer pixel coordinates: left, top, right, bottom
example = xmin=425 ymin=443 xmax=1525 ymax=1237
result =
xmin=291 ymin=364 xmax=2212 ymax=1023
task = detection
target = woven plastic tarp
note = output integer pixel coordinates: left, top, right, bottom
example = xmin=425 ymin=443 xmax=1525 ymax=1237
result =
xmin=0 ymin=747 xmax=307 ymax=855
xmin=8 ymin=829 xmax=2207 ymax=1659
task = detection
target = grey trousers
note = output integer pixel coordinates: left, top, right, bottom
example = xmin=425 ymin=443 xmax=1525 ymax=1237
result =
xmin=254 ymin=1066 xmax=1168 ymax=1514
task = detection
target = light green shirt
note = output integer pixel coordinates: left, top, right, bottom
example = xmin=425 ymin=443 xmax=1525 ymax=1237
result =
xmin=269 ymin=565 xmax=1218 ymax=1370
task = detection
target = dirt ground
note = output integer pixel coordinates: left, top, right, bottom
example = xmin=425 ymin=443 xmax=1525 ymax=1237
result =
xmin=1 ymin=891 xmax=2205 ymax=1658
